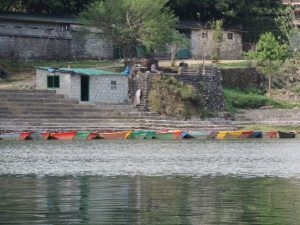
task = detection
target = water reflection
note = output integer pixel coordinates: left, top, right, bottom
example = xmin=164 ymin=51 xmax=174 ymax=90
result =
xmin=1 ymin=175 xmax=300 ymax=225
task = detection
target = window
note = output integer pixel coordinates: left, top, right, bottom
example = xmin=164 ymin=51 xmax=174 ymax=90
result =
xmin=227 ymin=33 xmax=233 ymax=40
xmin=111 ymin=81 xmax=117 ymax=90
xmin=30 ymin=27 xmax=39 ymax=30
xmin=47 ymin=76 xmax=60 ymax=88
xmin=202 ymin=32 xmax=208 ymax=38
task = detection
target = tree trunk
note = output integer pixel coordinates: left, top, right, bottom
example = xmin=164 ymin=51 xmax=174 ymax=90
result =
xmin=170 ymin=49 xmax=177 ymax=67
xmin=268 ymin=73 xmax=272 ymax=98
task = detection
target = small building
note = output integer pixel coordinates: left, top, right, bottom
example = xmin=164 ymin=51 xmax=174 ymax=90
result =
xmin=176 ymin=21 xmax=243 ymax=60
xmin=36 ymin=67 xmax=128 ymax=104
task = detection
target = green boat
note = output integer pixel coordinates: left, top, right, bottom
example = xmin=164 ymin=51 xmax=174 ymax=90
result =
xmin=144 ymin=131 xmax=156 ymax=139
xmin=128 ymin=131 xmax=156 ymax=140
xmin=153 ymin=131 xmax=182 ymax=140
xmin=74 ymin=131 xmax=92 ymax=140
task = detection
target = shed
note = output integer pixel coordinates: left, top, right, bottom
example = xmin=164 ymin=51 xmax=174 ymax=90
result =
xmin=36 ymin=67 xmax=128 ymax=104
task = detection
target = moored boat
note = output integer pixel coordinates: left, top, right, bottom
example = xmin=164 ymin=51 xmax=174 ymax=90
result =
xmin=74 ymin=131 xmax=92 ymax=140
xmin=47 ymin=131 xmax=77 ymax=141
xmin=263 ymin=131 xmax=278 ymax=139
xmin=128 ymin=131 xmax=147 ymax=139
xmin=216 ymin=131 xmax=242 ymax=139
xmin=41 ymin=132 xmax=51 ymax=140
xmin=187 ymin=131 xmax=211 ymax=139
xmin=144 ymin=131 xmax=156 ymax=139
xmin=238 ymin=130 xmax=254 ymax=139
xmin=154 ymin=130 xmax=182 ymax=140
xmin=250 ymin=131 xmax=263 ymax=138
xmin=278 ymin=131 xmax=296 ymax=138
xmin=20 ymin=132 xmax=33 ymax=140
xmin=98 ymin=130 xmax=131 ymax=139
xmin=0 ymin=132 xmax=20 ymax=140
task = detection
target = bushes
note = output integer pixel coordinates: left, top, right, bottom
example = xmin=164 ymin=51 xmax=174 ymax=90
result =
xmin=148 ymin=76 xmax=205 ymax=119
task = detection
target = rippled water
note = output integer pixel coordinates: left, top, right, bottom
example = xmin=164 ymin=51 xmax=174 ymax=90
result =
xmin=1 ymin=140 xmax=300 ymax=224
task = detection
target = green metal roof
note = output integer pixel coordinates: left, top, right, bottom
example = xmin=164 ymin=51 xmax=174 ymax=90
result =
xmin=37 ymin=67 xmax=124 ymax=76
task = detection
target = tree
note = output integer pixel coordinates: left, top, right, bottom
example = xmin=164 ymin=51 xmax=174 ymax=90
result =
xmin=80 ymin=0 xmax=176 ymax=61
xmin=246 ymin=32 xmax=290 ymax=97
xmin=167 ymin=0 xmax=282 ymax=24
xmin=0 ymin=0 xmax=95 ymax=14
xmin=211 ymin=19 xmax=223 ymax=63
xmin=276 ymin=6 xmax=297 ymax=48
xmin=169 ymin=31 xmax=190 ymax=67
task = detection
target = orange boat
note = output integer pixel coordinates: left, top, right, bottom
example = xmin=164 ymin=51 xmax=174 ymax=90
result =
xmin=263 ymin=131 xmax=278 ymax=139
xmin=41 ymin=132 xmax=51 ymax=140
xmin=97 ymin=131 xmax=131 ymax=139
xmin=19 ymin=132 xmax=33 ymax=140
xmin=42 ymin=131 xmax=77 ymax=141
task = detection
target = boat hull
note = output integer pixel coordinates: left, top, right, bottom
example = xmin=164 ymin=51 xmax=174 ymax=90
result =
xmin=278 ymin=131 xmax=296 ymax=138
xmin=263 ymin=131 xmax=278 ymax=139
xmin=98 ymin=131 xmax=131 ymax=140
xmin=0 ymin=132 xmax=19 ymax=140
xmin=47 ymin=131 xmax=77 ymax=141
xmin=154 ymin=131 xmax=182 ymax=140
xmin=74 ymin=131 xmax=92 ymax=140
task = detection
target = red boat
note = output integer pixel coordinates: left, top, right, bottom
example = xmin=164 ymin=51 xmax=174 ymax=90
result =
xmin=19 ymin=132 xmax=33 ymax=140
xmin=42 ymin=131 xmax=77 ymax=141
xmin=238 ymin=131 xmax=254 ymax=139
xmin=263 ymin=131 xmax=278 ymax=139
xmin=87 ymin=132 xmax=99 ymax=140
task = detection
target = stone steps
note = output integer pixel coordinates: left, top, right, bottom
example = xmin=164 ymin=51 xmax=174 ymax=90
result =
xmin=0 ymin=89 xmax=236 ymax=131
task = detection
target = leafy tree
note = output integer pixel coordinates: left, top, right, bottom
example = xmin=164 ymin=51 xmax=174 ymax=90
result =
xmin=246 ymin=32 xmax=290 ymax=97
xmin=169 ymin=31 xmax=189 ymax=67
xmin=80 ymin=0 xmax=176 ymax=60
xmin=167 ymin=0 xmax=282 ymax=24
xmin=211 ymin=19 xmax=223 ymax=62
xmin=0 ymin=0 xmax=95 ymax=14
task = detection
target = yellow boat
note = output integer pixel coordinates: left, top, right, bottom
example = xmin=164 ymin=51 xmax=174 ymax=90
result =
xmin=216 ymin=131 xmax=243 ymax=139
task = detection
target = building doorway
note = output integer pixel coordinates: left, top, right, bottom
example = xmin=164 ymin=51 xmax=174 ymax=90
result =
xmin=81 ymin=76 xmax=89 ymax=101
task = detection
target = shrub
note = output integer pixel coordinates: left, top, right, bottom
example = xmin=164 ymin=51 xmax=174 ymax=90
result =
xmin=148 ymin=76 xmax=206 ymax=119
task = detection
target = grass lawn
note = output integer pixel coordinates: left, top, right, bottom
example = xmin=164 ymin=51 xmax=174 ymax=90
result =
xmin=217 ymin=61 xmax=251 ymax=69
xmin=243 ymin=125 xmax=300 ymax=132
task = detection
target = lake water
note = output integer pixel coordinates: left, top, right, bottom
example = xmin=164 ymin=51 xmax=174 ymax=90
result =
xmin=1 ymin=140 xmax=300 ymax=224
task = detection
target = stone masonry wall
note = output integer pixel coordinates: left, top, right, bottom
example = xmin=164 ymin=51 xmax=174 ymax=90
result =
xmin=0 ymin=20 xmax=113 ymax=60
xmin=221 ymin=68 xmax=267 ymax=91
xmin=129 ymin=66 xmax=225 ymax=112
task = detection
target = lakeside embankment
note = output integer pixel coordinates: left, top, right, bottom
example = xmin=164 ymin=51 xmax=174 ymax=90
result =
xmin=0 ymin=60 xmax=299 ymax=132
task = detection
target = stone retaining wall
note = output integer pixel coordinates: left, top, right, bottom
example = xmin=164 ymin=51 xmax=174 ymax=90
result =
xmin=221 ymin=67 xmax=267 ymax=91
xmin=129 ymin=66 xmax=225 ymax=112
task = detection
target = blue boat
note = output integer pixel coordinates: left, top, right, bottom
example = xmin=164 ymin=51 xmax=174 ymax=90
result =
xmin=251 ymin=131 xmax=263 ymax=138
xmin=0 ymin=132 xmax=20 ymax=140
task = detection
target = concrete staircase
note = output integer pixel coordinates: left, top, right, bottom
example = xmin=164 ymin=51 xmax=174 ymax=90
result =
xmin=235 ymin=109 xmax=300 ymax=126
xmin=0 ymin=89 xmax=237 ymax=131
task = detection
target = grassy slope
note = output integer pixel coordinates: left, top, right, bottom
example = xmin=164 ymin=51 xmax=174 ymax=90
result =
xmin=224 ymin=89 xmax=300 ymax=113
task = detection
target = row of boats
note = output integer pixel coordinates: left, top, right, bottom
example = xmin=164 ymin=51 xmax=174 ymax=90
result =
xmin=0 ymin=130 xmax=298 ymax=141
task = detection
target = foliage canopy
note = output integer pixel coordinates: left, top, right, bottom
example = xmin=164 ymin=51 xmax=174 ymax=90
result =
xmin=80 ymin=0 xmax=176 ymax=58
